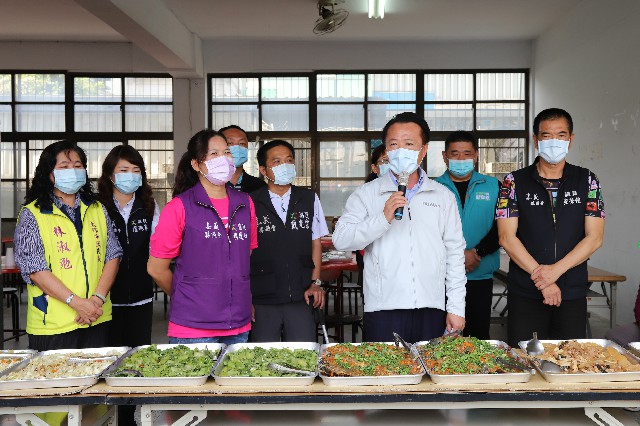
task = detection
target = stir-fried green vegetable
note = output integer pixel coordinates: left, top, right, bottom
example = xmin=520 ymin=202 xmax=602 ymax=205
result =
xmin=112 ymin=345 xmax=217 ymax=377
xmin=218 ymin=347 xmax=317 ymax=377
xmin=418 ymin=336 xmax=517 ymax=374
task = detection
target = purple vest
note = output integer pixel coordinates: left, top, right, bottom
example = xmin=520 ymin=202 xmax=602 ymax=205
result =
xmin=170 ymin=182 xmax=252 ymax=329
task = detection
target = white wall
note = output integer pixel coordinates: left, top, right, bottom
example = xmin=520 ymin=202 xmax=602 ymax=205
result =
xmin=204 ymin=39 xmax=531 ymax=72
xmin=533 ymin=0 xmax=640 ymax=324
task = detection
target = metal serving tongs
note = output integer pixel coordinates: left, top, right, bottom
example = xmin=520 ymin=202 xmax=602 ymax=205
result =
xmin=267 ymin=362 xmax=316 ymax=377
xmin=393 ymin=332 xmax=427 ymax=373
xmin=310 ymin=295 xmax=330 ymax=345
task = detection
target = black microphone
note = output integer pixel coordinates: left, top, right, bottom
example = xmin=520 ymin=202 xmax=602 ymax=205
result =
xmin=394 ymin=171 xmax=410 ymax=220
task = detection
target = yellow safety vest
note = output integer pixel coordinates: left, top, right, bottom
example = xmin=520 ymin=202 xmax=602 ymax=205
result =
xmin=23 ymin=198 xmax=112 ymax=335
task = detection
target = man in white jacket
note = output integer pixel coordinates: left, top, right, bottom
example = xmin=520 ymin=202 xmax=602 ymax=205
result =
xmin=333 ymin=112 xmax=467 ymax=342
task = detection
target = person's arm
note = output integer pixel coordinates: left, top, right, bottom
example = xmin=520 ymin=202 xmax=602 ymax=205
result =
xmin=90 ymin=257 xmax=119 ymax=309
xmin=441 ymin=192 xmax=467 ymax=332
xmin=531 ymin=217 xmax=604 ymax=288
xmin=332 ymin=186 xmax=393 ymax=251
xmin=13 ymin=208 xmax=50 ymax=284
xmin=29 ymin=270 xmax=102 ymax=325
xmin=498 ymin=216 xmax=562 ymax=306
xmin=147 ymin=256 xmax=173 ymax=294
xmin=304 ymin=238 xmax=325 ymax=309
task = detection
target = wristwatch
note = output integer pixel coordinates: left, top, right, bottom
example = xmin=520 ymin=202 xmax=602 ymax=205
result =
xmin=474 ymin=247 xmax=485 ymax=258
xmin=310 ymin=278 xmax=322 ymax=286
xmin=65 ymin=293 xmax=75 ymax=305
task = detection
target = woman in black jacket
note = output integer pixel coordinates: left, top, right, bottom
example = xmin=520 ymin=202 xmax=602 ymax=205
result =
xmin=98 ymin=145 xmax=159 ymax=347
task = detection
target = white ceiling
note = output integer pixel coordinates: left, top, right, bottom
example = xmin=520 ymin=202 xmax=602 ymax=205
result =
xmin=1 ymin=0 xmax=581 ymax=42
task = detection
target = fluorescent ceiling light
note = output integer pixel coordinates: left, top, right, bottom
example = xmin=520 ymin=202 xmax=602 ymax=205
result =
xmin=368 ymin=0 xmax=385 ymax=19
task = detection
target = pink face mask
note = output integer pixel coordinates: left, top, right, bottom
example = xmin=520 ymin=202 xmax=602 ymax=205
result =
xmin=200 ymin=156 xmax=235 ymax=185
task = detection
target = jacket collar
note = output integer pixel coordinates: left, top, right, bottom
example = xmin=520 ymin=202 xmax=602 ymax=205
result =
xmin=378 ymin=168 xmax=436 ymax=195
xmin=41 ymin=192 xmax=94 ymax=215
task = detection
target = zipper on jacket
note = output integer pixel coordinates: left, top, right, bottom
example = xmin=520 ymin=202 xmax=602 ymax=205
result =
xmin=125 ymin=206 xmax=143 ymax=303
xmin=287 ymin=198 xmax=301 ymax=301
xmin=228 ymin=203 xmax=245 ymax=329
xmin=79 ymin=208 xmax=91 ymax=299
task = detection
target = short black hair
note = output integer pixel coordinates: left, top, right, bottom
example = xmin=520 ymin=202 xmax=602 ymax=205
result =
xmin=533 ymin=108 xmax=573 ymax=135
xmin=219 ymin=124 xmax=248 ymax=139
xmin=445 ymin=131 xmax=478 ymax=151
xmin=382 ymin=112 xmax=431 ymax=145
xmin=370 ymin=144 xmax=386 ymax=166
xmin=257 ymin=139 xmax=295 ymax=167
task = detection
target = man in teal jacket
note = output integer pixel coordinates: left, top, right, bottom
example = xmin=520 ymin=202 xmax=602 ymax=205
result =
xmin=435 ymin=131 xmax=500 ymax=339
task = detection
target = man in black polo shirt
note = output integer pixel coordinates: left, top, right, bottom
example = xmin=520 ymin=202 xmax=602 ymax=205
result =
xmin=497 ymin=108 xmax=605 ymax=347
xmin=220 ymin=125 xmax=266 ymax=193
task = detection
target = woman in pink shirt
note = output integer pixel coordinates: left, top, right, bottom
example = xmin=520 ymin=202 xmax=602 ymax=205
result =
xmin=147 ymin=129 xmax=257 ymax=344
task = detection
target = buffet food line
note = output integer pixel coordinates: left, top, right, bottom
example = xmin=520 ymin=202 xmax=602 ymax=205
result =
xmin=0 ymin=338 xmax=640 ymax=425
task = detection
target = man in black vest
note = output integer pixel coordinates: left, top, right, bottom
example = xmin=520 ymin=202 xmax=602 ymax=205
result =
xmin=249 ymin=140 xmax=328 ymax=342
xmin=497 ymin=108 xmax=605 ymax=347
xmin=220 ymin=125 xmax=266 ymax=193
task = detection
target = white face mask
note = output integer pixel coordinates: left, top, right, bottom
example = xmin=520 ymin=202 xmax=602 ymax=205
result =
xmin=538 ymin=138 xmax=570 ymax=165
xmin=268 ymin=163 xmax=296 ymax=186
xmin=387 ymin=147 xmax=420 ymax=175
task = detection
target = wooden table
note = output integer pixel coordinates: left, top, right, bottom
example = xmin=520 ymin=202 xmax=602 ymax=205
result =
xmin=320 ymin=255 xmax=359 ymax=342
xmin=495 ymin=253 xmax=627 ymax=328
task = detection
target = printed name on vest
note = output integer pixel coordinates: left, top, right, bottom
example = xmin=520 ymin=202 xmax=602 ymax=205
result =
xmin=562 ymin=190 xmax=582 ymax=206
xmin=475 ymin=192 xmax=490 ymax=201
xmin=525 ymin=192 xmax=546 ymax=206
xmin=423 ymin=202 xmax=440 ymax=208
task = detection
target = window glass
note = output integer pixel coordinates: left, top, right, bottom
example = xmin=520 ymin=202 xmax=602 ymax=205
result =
xmin=317 ymin=74 xmax=365 ymax=102
xmin=318 ymin=104 xmax=364 ymax=131
xmin=75 ymin=104 xmax=122 ymax=132
xmin=424 ymin=74 xmax=473 ymax=101
xmin=74 ymin=77 xmax=121 ymax=102
xmin=125 ymin=77 xmax=172 ymax=102
xmin=211 ymin=77 xmax=259 ymax=102
xmin=320 ymin=141 xmax=367 ymax=178
xmin=476 ymin=103 xmax=525 ymax=130
xmin=125 ymin=105 xmax=173 ymax=132
xmin=477 ymin=73 xmax=525 ymax=101
xmin=211 ymin=105 xmax=259 ymax=131
xmin=368 ymin=74 xmax=416 ymax=101
xmin=15 ymin=74 xmax=65 ymax=102
xmin=425 ymin=104 xmax=473 ymax=131
xmin=262 ymin=104 xmax=309 ymax=131
xmin=261 ymin=77 xmax=309 ymax=101
xmin=15 ymin=104 xmax=65 ymax=132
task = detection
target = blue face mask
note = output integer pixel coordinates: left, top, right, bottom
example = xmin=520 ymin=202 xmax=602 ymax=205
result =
xmin=448 ymin=158 xmax=475 ymax=178
xmin=114 ymin=172 xmax=142 ymax=195
xmin=538 ymin=138 xmax=570 ymax=165
xmin=387 ymin=147 xmax=420 ymax=175
xmin=229 ymin=145 xmax=248 ymax=167
xmin=378 ymin=163 xmax=391 ymax=177
xmin=270 ymin=163 xmax=296 ymax=186
xmin=53 ymin=168 xmax=86 ymax=195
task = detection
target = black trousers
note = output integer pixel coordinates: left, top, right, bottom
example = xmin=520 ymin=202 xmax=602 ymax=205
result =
xmin=251 ymin=301 xmax=316 ymax=342
xmin=108 ymin=303 xmax=153 ymax=348
xmin=506 ymin=291 xmax=587 ymax=347
xmin=463 ymin=278 xmax=494 ymax=340
xmin=363 ymin=308 xmax=446 ymax=343
xmin=28 ymin=321 xmax=109 ymax=351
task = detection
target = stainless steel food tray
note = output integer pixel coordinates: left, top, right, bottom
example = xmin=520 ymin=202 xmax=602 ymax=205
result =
xmin=213 ymin=342 xmax=319 ymax=386
xmin=416 ymin=340 xmax=534 ymax=384
xmin=104 ymin=343 xmax=224 ymax=387
xmin=319 ymin=342 xmax=425 ymax=386
xmin=517 ymin=339 xmax=640 ymax=383
xmin=0 ymin=352 xmax=36 ymax=378
xmin=0 ymin=346 xmax=128 ymax=390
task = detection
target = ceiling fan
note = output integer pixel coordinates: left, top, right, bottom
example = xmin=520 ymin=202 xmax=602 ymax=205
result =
xmin=313 ymin=0 xmax=349 ymax=35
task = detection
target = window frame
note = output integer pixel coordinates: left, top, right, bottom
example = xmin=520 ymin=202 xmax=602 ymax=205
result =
xmin=0 ymin=71 xmax=174 ymax=222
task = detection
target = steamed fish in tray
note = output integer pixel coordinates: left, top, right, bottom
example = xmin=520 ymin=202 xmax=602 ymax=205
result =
xmin=538 ymin=340 xmax=640 ymax=373
xmin=320 ymin=342 xmax=422 ymax=377
xmin=417 ymin=336 xmax=522 ymax=375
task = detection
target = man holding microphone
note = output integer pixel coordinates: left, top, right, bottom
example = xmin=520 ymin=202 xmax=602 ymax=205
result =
xmin=333 ymin=112 xmax=467 ymax=342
